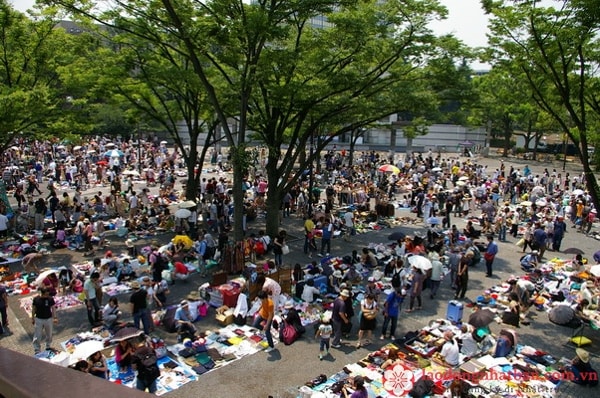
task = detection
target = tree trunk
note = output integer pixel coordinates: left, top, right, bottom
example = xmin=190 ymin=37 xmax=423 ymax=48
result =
xmin=264 ymin=156 xmax=283 ymax=238
xmin=502 ymin=116 xmax=511 ymax=157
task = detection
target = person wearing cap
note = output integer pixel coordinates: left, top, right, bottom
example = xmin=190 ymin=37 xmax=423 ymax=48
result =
xmin=440 ymin=331 xmax=459 ymax=366
xmin=331 ymin=290 xmax=351 ymax=348
xmin=563 ymin=348 xmax=596 ymax=385
xmin=174 ymin=300 xmax=197 ymax=340
xmin=129 ymin=280 xmax=151 ymax=335
xmin=365 ymin=277 xmax=381 ymax=297
xmin=329 ymin=270 xmax=343 ymax=293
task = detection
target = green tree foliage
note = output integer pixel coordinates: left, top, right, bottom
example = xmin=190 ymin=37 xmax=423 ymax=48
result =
xmin=484 ymin=0 xmax=600 ymax=210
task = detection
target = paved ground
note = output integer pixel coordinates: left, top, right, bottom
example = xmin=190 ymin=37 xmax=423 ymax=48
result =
xmin=0 ymin=153 xmax=596 ymax=397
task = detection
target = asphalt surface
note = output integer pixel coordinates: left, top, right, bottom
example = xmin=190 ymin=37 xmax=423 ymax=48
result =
xmin=0 ymin=153 xmax=596 ymax=398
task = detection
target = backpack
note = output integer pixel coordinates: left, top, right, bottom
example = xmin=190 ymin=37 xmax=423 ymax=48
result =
xmin=151 ymin=251 xmax=168 ymax=271
xmin=391 ymin=270 xmax=402 ymax=288
xmin=471 ymin=247 xmax=481 ymax=265
xmin=137 ymin=349 xmax=160 ymax=381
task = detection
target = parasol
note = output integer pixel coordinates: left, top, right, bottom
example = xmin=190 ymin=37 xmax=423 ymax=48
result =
xmin=563 ymin=248 xmax=585 ymax=255
xmin=34 ymin=268 xmax=58 ymax=287
xmin=572 ymin=189 xmax=584 ymax=196
xmin=468 ymin=309 xmax=496 ymax=329
xmin=388 ymin=231 xmax=407 ymax=241
xmin=378 ymin=164 xmax=400 ymax=174
xmin=86 ymin=150 xmax=96 ymax=154
xmin=104 ymin=149 xmax=124 ymax=158
xmin=589 ymin=265 xmax=600 ymax=277
xmin=431 ymin=167 xmax=442 ymax=172
xmin=56 ymin=145 xmax=66 ymax=150
xmin=408 ymin=255 xmax=432 ymax=271
xmin=458 ymin=176 xmax=469 ymax=181
xmin=455 ymin=181 xmax=466 ymax=186
xmin=178 ymin=200 xmax=197 ymax=209
xmin=104 ymin=143 xmax=116 ymax=148
xmin=10 ymin=146 xmax=19 ymax=151
xmin=535 ymin=199 xmax=547 ymax=207
xmin=110 ymin=326 xmax=144 ymax=342
xmin=69 ymin=340 xmax=105 ymax=364
xmin=548 ymin=305 xmax=575 ymax=325
xmin=96 ymin=160 xmax=108 ymax=166
xmin=122 ymin=170 xmax=140 ymax=176
xmin=172 ymin=234 xmax=194 ymax=249
xmin=519 ymin=201 xmax=532 ymax=207
xmin=73 ymin=146 xmax=82 ymax=151
xmin=174 ymin=208 xmax=192 ymax=219
xmin=426 ymin=217 xmax=441 ymax=225
xmin=160 ymin=140 xmax=168 ymax=145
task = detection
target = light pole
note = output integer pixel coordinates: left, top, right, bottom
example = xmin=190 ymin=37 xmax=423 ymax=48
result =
xmin=307 ymin=132 xmax=314 ymax=217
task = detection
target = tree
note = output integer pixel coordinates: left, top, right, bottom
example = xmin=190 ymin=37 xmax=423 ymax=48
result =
xmin=484 ymin=0 xmax=600 ymax=210
xmin=0 ymin=2 xmax=78 ymax=151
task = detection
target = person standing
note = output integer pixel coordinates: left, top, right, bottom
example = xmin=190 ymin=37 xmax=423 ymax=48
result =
xmin=272 ymin=230 xmax=287 ymax=267
xmin=0 ymin=283 xmax=8 ymax=335
xmin=83 ymin=272 xmax=101 ymax=326
xmin=131 ymin=341 xmax=160 ymax=393
xmin=129 ymin=280 xmax=151 ymax=335
xmin=429 ymin=252 xmax=443 ymax=299
xmin=252 ymin=291 xmax=275 ymax=353
xmin=484 ymin=235 xmax=499 ymax=277
xmin=31 ymin=287 xmax=57 ymax=354
xmin=454 ymin=253 xmax=470 ymax=300
xmin=343 ymin=210 xmax=355 ymax=242
xmin=315 ymin=315 xmax=333 ymax=360
xmin=380 ymin=288 xmax=404 ymax=340
xmin=331 ymin=290 xmax=350 ymax=348
xmin=356 ymin=293 xmax=378 ymax=348
xmin=533 ymin=224 xmax=548 ymax=259
xmin=552 ymin=216 xmax=567 ymax=252
xmin=405 ymin=267 xmax=424 ymax=312
xmin=319 ymin=219 xmax=333 ymax=257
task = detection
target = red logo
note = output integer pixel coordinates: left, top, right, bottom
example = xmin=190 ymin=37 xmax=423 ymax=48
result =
xmin=383 ymin=363 xmax=414 ymax=396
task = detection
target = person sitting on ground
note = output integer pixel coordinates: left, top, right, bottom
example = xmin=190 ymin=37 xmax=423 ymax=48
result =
xmin=58 ymin=266 xmax=77 ymax=295
xmin=361 ymin=248 xmax=378 ymax=268
xmin=115 ymin=338 xmax=135 ymax=372
xmin=501 ymin=300 xmax=520 ymax=327
xmin=116 ymin=258 xmax=136 ymax=282
xmin=381 ymin=347 xmax=402 ymax=370
xmin=174 ymin=300 xmax=197 ymax=340
xmin=88 ymin=350 xmax=108 ymax=379
xmin=342 ymin=375 xmax=368 ymax=398
xmin=440 ymin=331 xmax=460 ymax=366
xmin=562 ymin=348 xmax=597 ymax=386
xmin=172 ymin=261 xmax=189 ymax=283
xmin=301 ymin=278 xmax=321 ymax=303
xmin=343 ymin=265 xmax=362 ymax=284
xmin=102 ymin=296 xmax=122 ymax=330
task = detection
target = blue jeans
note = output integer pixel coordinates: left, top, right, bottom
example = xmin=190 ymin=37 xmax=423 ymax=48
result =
xmin=252 ymin=315 xmax=274 ymax=348
xmin=319 ymin=338 xmax=330 ymax=352
xmin=86 ymin=298 xmax=100 ymax=325
xmin=499 ymin=225 xmax=507 ymax=241
xmin=381 ymin=315 xmax=398 ymax=338
xmin=320 ymin=238 xmax=331 ymax=255
xmin=133 ymin=309 xmax=151 ymax=335
xmin=136 ymin=376 xmax=157 ymax=393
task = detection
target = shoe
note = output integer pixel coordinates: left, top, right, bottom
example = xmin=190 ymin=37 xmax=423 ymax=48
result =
xmin=355 ymin=342 xmax=361 ymax=348
xmin=326 ymin=253 xmax=330 ymax=256
xmin=390 ymin=336 xmax=395 ymax=340
xmin=380 ymin=335 xmax=385 ymax=340
xmin=264 ymin=347 xmax=275 ymax=353
xmin=319 ymin=354 xmax=323 ymax=360
xmin=331 ymin=344 xmax=342 ymax=348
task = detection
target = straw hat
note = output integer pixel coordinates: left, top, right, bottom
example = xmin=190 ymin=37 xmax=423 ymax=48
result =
xmin=576 ymin=348 xmax=590 ymax=363
xmin=340 ymin=289 xmax=350 ymax=297
xmin=130 ymin=281 xmax=141 ymax=289
xmin=187 ymin=291 xmax=201 ymax=301
xmin=333 ymin=270 xmax=343 ymax=278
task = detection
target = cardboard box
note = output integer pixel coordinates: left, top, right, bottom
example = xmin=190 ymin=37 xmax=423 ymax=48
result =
xmin=215 ymin=305 xmax=234 ymax=326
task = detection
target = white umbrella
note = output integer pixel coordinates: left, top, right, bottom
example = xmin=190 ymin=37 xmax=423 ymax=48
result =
xmin=426 ymin=217 xmax=441 ymax=225
xmin=104 ymin=149 xmax=124 ymax=158
xmin=10 ymin=146 xmax=19 ymax=151
xmin=175 ymin=208 xmax=192 ymax=219
xmin=589 ymin=265 xmax=600 ymax=277
xmin=458 ymin=176 xmax=469 ymax=181
xmin=431 ymin=167 xmax=442 ymax=172
xmin=572 ymin=189 xmax=584 ymax=196
xmin=535 ymin=199 xmax=547 ymax=207
xmin=178 ymin=200 xmax=197 ymax=209
xmin=56 ymin=145 xmax=65 ymax=150
xmin=86 ymin=149 xmax=96 ymax=154
xmin=34 ymin=268 xmax=58 ymax=287
xmin=455 ymin=181 xmax=466 ymax=186
xmin=122 ymin=170 xmax=140 ymax=176
xmin=69 ymin=340 xmax=105 ymax=365
xmin=160 ymin=140 xmax=168 ymax=145
xmin=520 ymin=201 xmax=533 ymax=207
xmin=104 ymin=143 xmax=116 ymax=148
xmin=408 ymin=255 xmax=432 ymax=271
xmin=73 ymin=146 xmax=82 ymax=151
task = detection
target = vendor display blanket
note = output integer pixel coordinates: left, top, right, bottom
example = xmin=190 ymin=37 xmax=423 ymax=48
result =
xmin=20 ymin=293 xmax=83 ymax=314
xmin=107 ymin=355 xmax=197 ymax=396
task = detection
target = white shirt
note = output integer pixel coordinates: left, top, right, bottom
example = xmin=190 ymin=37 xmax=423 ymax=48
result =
xmin=441 ymin=339 xmax=459 ymax=366
xmin=0 ymin=214 xmax=8 ymax=231
xmin=343 ymin=211 xmax=354 ymax=228
xmin=301 ymin=285 xmax=320 ymax=303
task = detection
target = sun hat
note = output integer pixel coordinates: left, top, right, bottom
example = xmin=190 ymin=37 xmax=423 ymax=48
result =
xmin=130 ymin=281 xmax=141 ymax=289
xmin=576 ymin=348 xmax=590 ymax=363
xmin=125 ymin=239 xmax=134 ymax=247
xmin=367 ymin=277 xmax=375 ymax=282
xmin=180 ymin=300 xmax=189 ymax=307
xmin=333 ymin=270 xmax=343 ymax=278
xmin=340 ymin=289 xmax=350 ymax=297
